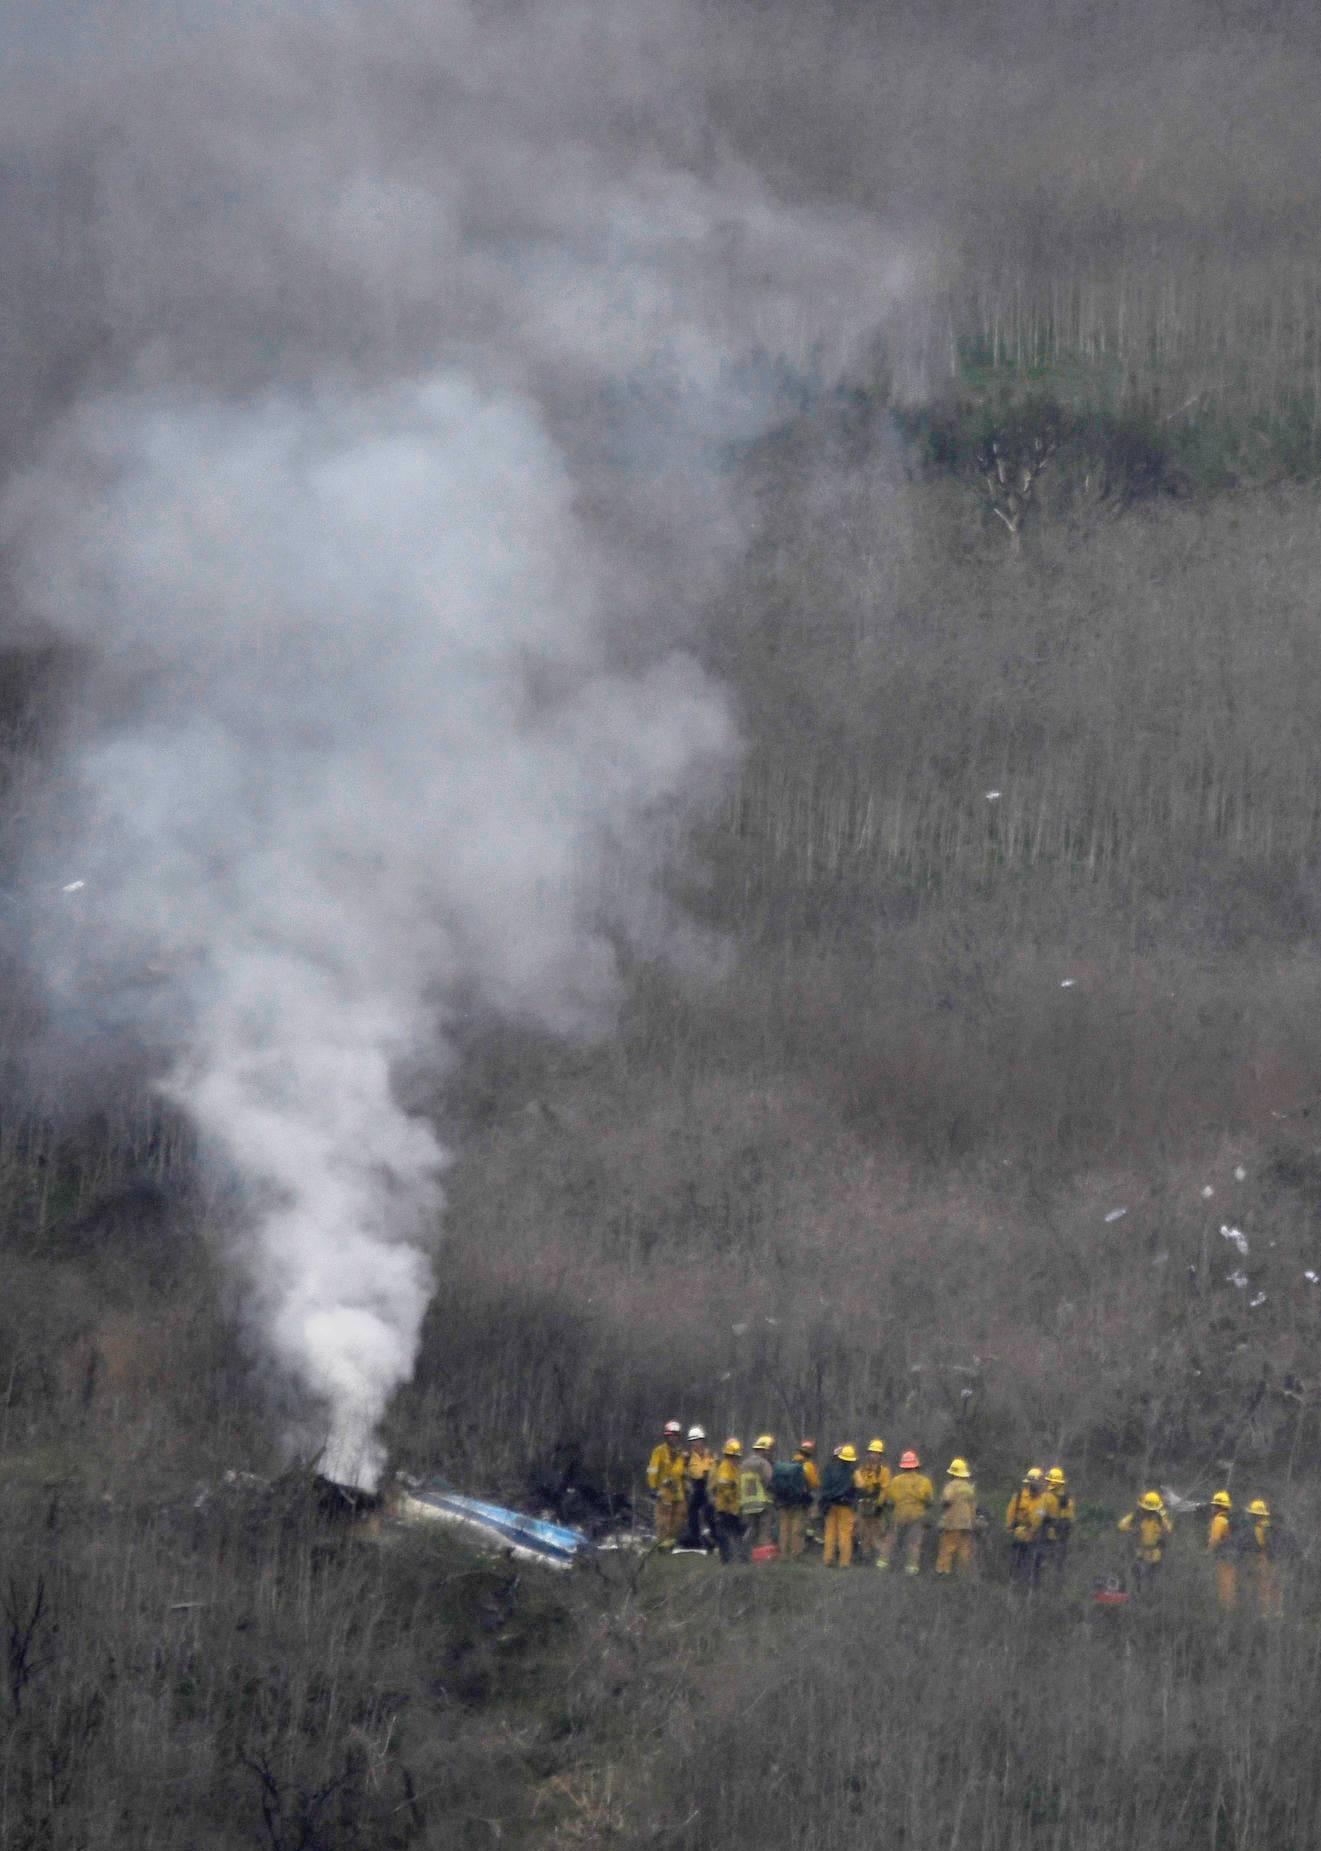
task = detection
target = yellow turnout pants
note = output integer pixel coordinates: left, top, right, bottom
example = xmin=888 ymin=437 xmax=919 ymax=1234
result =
xmin=936 ymin=1531 xmax=974 ymax=1577
xmin=655 ymin=1500 xmax=685 ymax=1546
xmin=1255 ymin=1558 xmax=1282 ymax=1619
xmin=858 ymin=1513 xmax=886 ymax=1560
xmin=778 ymin=1507 xmax=808 ymax=1559
xmin=879 ymin=1518 xmax=925 ymax=1572
xmin=823 ymin=1506 xmax=855 ymax=1566
xmin=744 ymin=1506 xmax=770 ymax=1549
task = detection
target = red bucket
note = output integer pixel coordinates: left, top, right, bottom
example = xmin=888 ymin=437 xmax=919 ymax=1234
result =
xmin=751 ymin=1543 xmax=780 ymax=1563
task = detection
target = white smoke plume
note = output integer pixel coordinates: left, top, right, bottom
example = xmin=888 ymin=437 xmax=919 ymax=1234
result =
xmin=0 ymin=0 xmax=916 ymax=1484
xmin=7 ymin=377 xmax=736 ymax=1484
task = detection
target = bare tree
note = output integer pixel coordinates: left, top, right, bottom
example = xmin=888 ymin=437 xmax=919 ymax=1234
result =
xmin=975 ymin=421 xmax=1060 ymax=551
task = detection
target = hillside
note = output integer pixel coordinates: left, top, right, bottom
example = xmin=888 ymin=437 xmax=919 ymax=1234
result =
xmin=5 ymin=1 xmax=1321 ymax=1844
xmin=1 ymin=1479 xmax=1317 ymax=1848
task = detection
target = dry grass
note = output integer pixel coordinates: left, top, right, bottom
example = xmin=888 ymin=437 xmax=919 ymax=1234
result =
xmin=2 ymin=1476 xmax=1317 ymax=1850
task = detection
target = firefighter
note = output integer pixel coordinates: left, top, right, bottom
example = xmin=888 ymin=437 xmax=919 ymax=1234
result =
xmin=1207 ymin=1489 xmax=1236 ymax=1612
xmin=1039 ymin=1466 xmax=1075 ymax=1580
xmin=740 ymin=1435 xmax=775 ymax=1549
xmin=797 ymin=1438 xmax=821 ymax=1551
xmin=878 ymin=1449 xmax=933 ymax=1573
xmin=772 ymin=1441 xmax=817 ymax=1560
xmin=1244 ymin=1498 xmax=1283 ymax=1618
xmin=1005 ymin=1469 xmax=1048 ymax=1587
xmin=936 ymin=1457 xmax=978 ymax=1577
xmin=646 ymin=1421 xmax=687 ymax=1549
xmin=681 ymin=1425 xmax=717 ymax=1548
xmin=856 ymin=1439 xmax=891 ymax=1562
xmin=710 ymin=1439 xmax=748 ymax=1564
xmin=1118 ymin=1490 xmax=1172 ymax=1589
xmin=819 ymin=1444 xmax=861 ymax=1566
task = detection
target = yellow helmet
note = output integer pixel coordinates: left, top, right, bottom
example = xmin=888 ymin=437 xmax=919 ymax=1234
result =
xmin=753 ymin=1434 xmax=775 ymax=1452
xmin=867 ymin=1438 xmax=885 ymax=1455
xmin=1212 ymin=1490 xmax=1232 ymax=1509
xmin=1140 ymin=1490 xmax=1164 ymax=1512
xmin=1047 ymin=1467 xmax=1067 ymax=1487
xmin=947 ymin=1457 xmax=971 ymax=1479
xmin=723 ymin=1437 xmax=742 ymax=1456
xmin=836 ymin=1444 xmax=858 ymax=1463
xmin=1247 ymin=1497 xmax=1270 ymax=1519
xmin=1024 ymin=1467 xmax=1044 ymax=1485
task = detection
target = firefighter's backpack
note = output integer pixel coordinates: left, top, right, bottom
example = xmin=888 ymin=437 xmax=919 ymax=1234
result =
xmin=771 ymin=1460 xmax=811 ymax=1507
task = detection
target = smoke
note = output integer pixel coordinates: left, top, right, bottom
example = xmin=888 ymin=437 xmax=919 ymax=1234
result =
xmin=0 ymin=0 xmax=914 ymax=1485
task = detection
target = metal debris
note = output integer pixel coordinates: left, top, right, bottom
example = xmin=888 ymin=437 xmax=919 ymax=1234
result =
xmin=400 ymin=1482 xmax=593 ymax=1569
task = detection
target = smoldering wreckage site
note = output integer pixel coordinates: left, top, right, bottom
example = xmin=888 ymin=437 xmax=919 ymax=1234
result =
xmin=0 ymin=3 xmax=918 ymax=1507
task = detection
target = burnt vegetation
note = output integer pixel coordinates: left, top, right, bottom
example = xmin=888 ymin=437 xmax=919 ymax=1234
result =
xmin=8 ymin=0 xmax=1321 ymax=1841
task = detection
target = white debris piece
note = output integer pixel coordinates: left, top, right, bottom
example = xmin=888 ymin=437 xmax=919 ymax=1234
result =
xmin=1220 ymin=1225 xmax=1249 ymax=1257
xmin=1250 ymin=1292 xmax=1267 ymax=1308
xmin=1234 ymin=1166 xmax=1247 ymax=1181
xmin=62 ymin=880 xmax=86 ymax=893
xmin=1306 ymin=1271 xmax=1319 ymax=1285
xmin=730 ymin=1321 xmax=749 ymax=1336
xmin=1159 ymin=1486 xmax=1201 ymax=1515
xmin=1104 ymin=1208 xmax=1128 ymax=1223
xmin=1226 ymin=1270 xmax=1248 ymax=1289
xmin=985 ymin=790 xmax=1002 ymax=801
xmin=1201 ymin=1185 xmax=1215 ymax=1199
xmin=1060 ymin=979 xmax=1076 ymax=989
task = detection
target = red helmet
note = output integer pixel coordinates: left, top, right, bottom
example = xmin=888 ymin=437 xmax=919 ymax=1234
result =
xmin=900 ymin=1449 xmax=920 ymax=1471
xmin=798 ymin=1438 xmax=816 ymax=1454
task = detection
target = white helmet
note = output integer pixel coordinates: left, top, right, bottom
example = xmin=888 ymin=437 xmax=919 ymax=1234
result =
xmin=687 ymin=1425 xmax=706 ymax=1441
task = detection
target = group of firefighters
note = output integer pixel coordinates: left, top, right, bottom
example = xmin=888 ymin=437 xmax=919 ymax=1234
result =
xmin=645 ymin=1423 xmax=1286 ymax=1614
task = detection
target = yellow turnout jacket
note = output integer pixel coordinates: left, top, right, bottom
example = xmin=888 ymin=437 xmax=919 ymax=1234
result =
xmin=1006 ymin=1487 xmax=1046 ymax=1541
xmin=888 ymin=1471 xmax=934 ymax=1524
xmin=686 ymin=1445 xmax=716 ymax=1486
xmin=712 ymin=1457 xmax=742 ymax=1516
xmin=647 ymin=1442 xmax=687 ymax=1505
xmin=1118 ymin=1507 xmax=1172 ymax=1561
xmin=856 ymin=1462 xmax=891 ymax=1516
xmin=938 ymin=1478 xmax=978 ymax=1532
